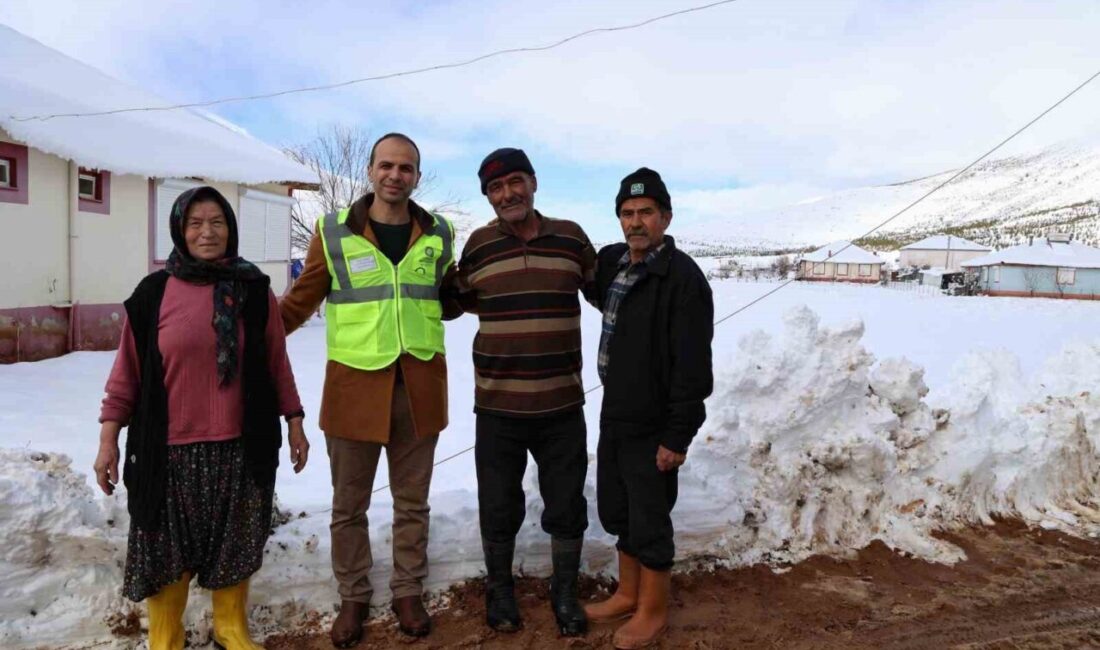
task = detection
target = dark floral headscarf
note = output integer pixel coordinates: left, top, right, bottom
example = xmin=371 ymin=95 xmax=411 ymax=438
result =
xmin=165 ymin=186 xmax=265 ymax=386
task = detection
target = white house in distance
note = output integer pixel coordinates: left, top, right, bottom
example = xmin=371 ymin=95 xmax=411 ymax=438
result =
xmin=899 ymin=235 xmax=991 ymax=271
xmin=0 ymin=25 xmax=316 ymax=363
xmin=961 ymin=234 xmax=1100 ymax=300
xmin=798 ymin=241 xmax=885 ymax=283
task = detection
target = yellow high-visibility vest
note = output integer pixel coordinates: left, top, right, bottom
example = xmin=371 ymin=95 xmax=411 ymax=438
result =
xmin=318 ymin=208 xmax=454 ymax=370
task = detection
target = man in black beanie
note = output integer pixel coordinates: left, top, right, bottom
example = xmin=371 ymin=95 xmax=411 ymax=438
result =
xmin=586 ymin=167 xmax=713 ymax=649
xmin=451 ymin=147 xmax=598 ymax=637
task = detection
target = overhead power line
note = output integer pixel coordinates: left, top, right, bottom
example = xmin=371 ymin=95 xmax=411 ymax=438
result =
xmin=355 ymin=64 xmax=1100 ymax=500
xmin=9 ymin=0 xmax=740 ymax=123
xmin=714 ymin=66 xmax=1100 ymax=327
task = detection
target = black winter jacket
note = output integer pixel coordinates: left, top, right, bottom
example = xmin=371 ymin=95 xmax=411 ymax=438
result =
xmin=595 ymin=236 xmax=713 ymax=453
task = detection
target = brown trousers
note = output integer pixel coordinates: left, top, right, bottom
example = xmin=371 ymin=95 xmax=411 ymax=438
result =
xmin=326 ymin=381 xmax=439 ymax=603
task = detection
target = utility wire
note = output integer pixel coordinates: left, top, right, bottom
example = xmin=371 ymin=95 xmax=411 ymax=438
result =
xmin=716 ymin=66 xmax=1100 ymax=327
xmin=8 ymin=0 xmax=739 ymax=123
xmin=349 ymin=65 xmax=1100 ymax=502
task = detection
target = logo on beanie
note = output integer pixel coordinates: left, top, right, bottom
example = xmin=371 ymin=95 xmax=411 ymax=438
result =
xmin=483 ymin=160 xmax=504 ymax=177
xmin=630 ymin=183 xmax=644 ymax=196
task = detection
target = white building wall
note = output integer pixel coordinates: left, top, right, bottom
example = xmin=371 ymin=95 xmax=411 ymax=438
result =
xmin=73 ymin=174 xmax=150 ymax=305
xmin=0 ymin=132 xmax=70 ymax=309
xmin=899 ymin=249 xmax=988 ymax=271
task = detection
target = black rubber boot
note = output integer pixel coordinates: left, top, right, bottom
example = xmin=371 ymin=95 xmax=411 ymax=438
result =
xmin=482 ymin=537 xmax=522 ymax=632
xmin=549 ymin=536 xmax=588 ymax=637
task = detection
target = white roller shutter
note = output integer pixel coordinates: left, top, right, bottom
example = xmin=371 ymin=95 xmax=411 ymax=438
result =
xmin=240 ymin=188 xmax=294 ymax=263
xmin=155 ymin=179 xmax=203 ymax=261
xmin=238 ymin=195 xmax=268 ymax=261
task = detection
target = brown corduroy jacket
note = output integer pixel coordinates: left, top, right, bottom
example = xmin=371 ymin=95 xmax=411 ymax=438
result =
xmin=280 ymin=194 xmax=456 ymax=442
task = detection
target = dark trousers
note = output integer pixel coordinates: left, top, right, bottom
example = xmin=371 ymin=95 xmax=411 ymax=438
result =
xmin=596 ymin=422 xmax=679 ymax=570
xmin=475 ymin=410 xmax=589 ymax=543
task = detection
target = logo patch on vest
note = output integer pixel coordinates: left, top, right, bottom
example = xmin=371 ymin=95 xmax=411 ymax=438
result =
xmin=348 ymin=254 xmax=378 ymax=274
xmin=630 ymin=183 xmax=644 ymax=195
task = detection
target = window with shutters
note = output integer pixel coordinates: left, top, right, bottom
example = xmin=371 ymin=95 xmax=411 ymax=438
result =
xmin=238 ymin=188 xmax=294 ymax=263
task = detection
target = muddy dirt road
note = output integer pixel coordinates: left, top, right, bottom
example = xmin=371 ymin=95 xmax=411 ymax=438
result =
xmin=266 ymin=521 xmax=1100 ymax=649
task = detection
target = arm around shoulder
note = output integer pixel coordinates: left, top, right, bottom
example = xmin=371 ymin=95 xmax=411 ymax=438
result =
xmin=280 ymin=230 xmax=330 ymax=334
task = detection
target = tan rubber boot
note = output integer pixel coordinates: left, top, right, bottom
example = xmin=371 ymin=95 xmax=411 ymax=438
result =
xmin=584 ymin=551 xmax=640 ymax=623
xmin=612 ymin=566 xmax=670 ymax=649
xmin=211 ymin=579 xmax=264 ymax=649
xmin=147 ymin=573 xmax=191 ymax=650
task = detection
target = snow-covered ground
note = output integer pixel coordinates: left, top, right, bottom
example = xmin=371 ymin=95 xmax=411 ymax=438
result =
xmin=2 ymin=279 xmax=1100 ymax=648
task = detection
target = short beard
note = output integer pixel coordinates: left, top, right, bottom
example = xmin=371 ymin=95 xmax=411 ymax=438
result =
xmin=375 ymin=188 xmax=412 ymax=205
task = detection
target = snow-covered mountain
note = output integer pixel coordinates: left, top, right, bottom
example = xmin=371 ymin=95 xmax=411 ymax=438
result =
xmin=678 ymin=138 xmax=1100 ymax=256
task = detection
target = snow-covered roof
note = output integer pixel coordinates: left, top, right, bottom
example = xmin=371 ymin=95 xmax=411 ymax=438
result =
xmin=961 ymin=239 xmax=1100 ymax=269
xmin=801 ymin=241 xmax=884 ymax=264
xmin=901 ymin=235 xmax=990 ymax=252
xmin=0 ymin=25 xmax=314 ymax=185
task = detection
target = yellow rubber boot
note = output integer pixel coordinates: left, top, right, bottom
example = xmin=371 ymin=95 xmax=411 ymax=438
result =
xmin=147 ymin=573 xmax=190 ymax=650
xmin=211 ymin=579 xmax=264 ymax=650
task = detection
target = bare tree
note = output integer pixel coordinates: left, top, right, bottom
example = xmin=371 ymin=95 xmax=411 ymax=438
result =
xmin=771 ymin=255 xmax=791 ymax=278
xmin=1022 ymin=267 xmax=1053 ymax=296
xmin=285 ymin=125 xmax=464 ymax=255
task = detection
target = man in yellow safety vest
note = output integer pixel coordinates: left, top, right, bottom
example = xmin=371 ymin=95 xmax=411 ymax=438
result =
xmin=280 ymin=133 xmax=456 ymax=647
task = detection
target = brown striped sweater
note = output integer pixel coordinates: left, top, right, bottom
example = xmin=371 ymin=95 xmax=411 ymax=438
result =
xmin=455 ymin=212 xmax=597 ymax=417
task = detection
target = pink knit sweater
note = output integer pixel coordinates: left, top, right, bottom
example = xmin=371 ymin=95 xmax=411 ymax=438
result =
xmin=100 ymin=277 xmax=303 ymax=445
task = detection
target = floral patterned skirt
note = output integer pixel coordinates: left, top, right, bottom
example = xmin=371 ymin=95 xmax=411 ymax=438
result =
xmin=122 ymin=437 xmax=274 ymax=602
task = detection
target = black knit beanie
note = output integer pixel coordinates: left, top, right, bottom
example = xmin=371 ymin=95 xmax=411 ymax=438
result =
xmin=615 ymin=167 xmax=671 ymax=215
xmin=478 ymin=148 xmax=535 ymax=194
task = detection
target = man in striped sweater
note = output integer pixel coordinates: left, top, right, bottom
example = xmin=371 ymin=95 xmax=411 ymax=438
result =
xmin=453 ymin=148 xmax=597 ymax=637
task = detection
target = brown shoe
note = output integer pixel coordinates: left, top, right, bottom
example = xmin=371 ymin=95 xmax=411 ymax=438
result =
xmin=585 ymin=551 xmax=640 ymax=623
xmin=330 ymin=600 xmax=368 ymax=648
xmin=612 ymin=567 xmax=670 ymax=649
xmin=391 ymin=595 xmax=432 ymax=638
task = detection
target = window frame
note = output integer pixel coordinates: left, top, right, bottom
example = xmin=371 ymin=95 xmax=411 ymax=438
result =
xmin=0 ymin=157 xmax=12 ymax=189
xmin=1057 ymin=267 xmax=1076 ymax=286
xmin=77 ymin=167 xmax=111 ymax=215
xmin=812 ymin=262 xmax=826 ymax=275
xmin=0 ymin=142 xmax=29 ymax=205
xmin=858 ymin=263 xmax=872 ymax=277
xmin=836 ymin=263 xmax=849 ymax=276
xmin=78 ymin=171 xmax=99 ymax=201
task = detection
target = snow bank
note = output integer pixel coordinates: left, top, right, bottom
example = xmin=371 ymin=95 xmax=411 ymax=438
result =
xmin=679 ymin=307 xmax=1100 ymax=568
xmin=3 ymin=306 xmax=1100 ymax=648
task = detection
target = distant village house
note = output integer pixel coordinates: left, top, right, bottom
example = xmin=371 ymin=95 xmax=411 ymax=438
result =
xmin=0 ymin=26 xmax=316 ymax=363
xmin=797 ymin=241 xmax=885 ymax=283
xmin=899 ymin=235 xmax=990 ymax=271
xmin=961 ymin=234 xmax=1100 ymax=300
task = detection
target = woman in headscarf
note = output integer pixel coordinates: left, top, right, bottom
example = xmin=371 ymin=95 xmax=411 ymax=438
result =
xmin=92 ymin=186 xmax=310 ymax=650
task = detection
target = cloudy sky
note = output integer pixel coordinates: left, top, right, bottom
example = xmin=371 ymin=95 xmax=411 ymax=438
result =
xmin=3 ymin=0 xmax=1100 ymax=241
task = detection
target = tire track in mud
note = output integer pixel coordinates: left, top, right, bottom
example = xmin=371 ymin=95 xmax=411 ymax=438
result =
xmin=869 ymin=605 xmax=1100 ymax=649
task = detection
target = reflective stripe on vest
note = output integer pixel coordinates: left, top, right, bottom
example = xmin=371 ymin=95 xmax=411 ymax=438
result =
xmin=318 ymin=208 xmax=454 ymax=370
